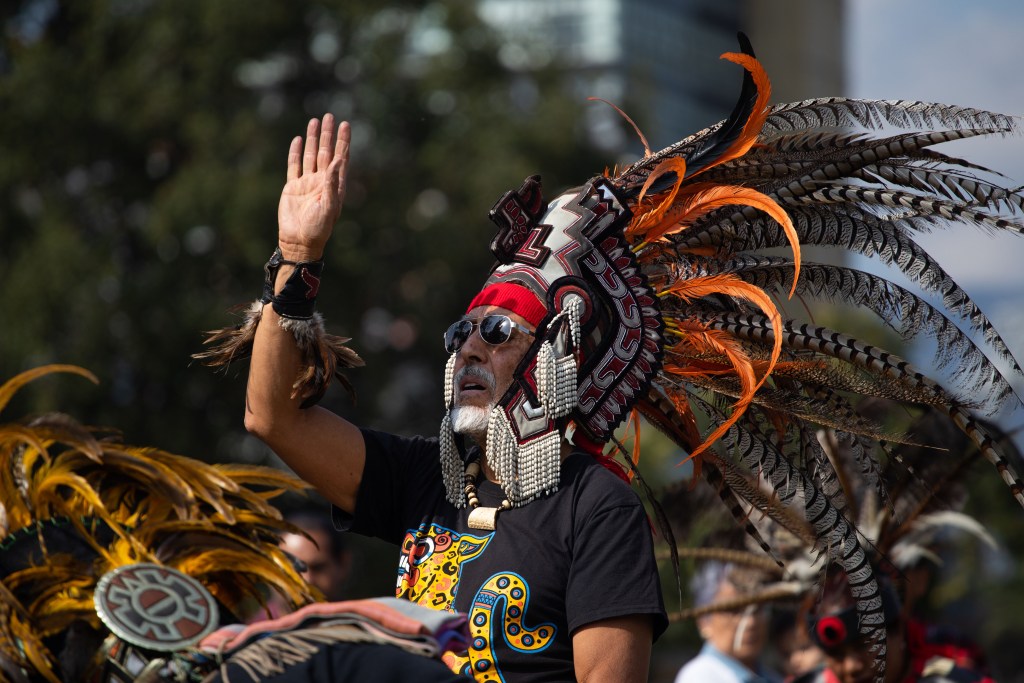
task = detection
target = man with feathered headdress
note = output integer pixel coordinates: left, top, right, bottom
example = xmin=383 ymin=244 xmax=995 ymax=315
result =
xmin=199 ymin=33 xmax=1024 ymax=683
xmin=209 ymin=113 xmax=671 ymax=682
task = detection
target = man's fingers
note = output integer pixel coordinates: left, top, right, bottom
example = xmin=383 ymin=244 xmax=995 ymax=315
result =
xmin=334 ymin=120 xmax=351 ymax=163
xmin=334 ymin=121 xmax=351 ymax=198
xmin=286 ymin=136 xmax=302 ymax=181
xmin=317 ymin=114 xmax=335 ymax=173
xmin=289 ymin=117 xmax=346 ymax=183
xmin=327 ymin=157 xmax=346 ymax=204
xmin=302 ymin=118 xmax=320 ymax=174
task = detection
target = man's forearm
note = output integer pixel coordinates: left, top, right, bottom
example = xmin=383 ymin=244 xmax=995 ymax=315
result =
xmin=573 ymin=616 xmax=653 ymax=683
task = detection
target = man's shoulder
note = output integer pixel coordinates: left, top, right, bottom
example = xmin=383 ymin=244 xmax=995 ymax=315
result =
xmin=357 ymin=428 xmax=443 ymax=496
xmin=361 ymin=428 xmax=439 ymax=455
xmin=561 ymin=451 xmax=642 ymax=506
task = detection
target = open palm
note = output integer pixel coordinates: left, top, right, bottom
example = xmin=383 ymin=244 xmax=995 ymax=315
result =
xmin=277 ymin=115 xmax=350 ymax=261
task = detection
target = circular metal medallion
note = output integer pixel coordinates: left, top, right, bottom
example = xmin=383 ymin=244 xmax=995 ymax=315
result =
xmin=94 ymin=563 xmax=219 ymax=651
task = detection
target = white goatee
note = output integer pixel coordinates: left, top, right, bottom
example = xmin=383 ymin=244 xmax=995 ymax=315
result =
xmin=450 ymin=405 xmax=492 ymax=440
xmin=451 ymin=365 xmax=497 ymax=441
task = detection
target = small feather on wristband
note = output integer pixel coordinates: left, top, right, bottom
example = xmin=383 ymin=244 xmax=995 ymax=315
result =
xmin=193 ymin=300 xmax=363 ymax=408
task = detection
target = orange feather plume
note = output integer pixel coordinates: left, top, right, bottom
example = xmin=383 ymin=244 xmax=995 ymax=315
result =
xmin=660 ymin=274 xmax=784 ymax=459
xmin=704 ymin=51 xmax=772 ymax=168
xmin=633 ymin=183 xmax=801 ymax=296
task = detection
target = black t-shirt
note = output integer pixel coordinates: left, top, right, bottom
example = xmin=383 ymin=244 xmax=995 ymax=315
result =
xmin=337 ymin=429 xmax=667 ymax=682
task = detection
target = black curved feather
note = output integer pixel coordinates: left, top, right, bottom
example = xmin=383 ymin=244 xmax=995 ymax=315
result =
xmin=616 ymin=32 xmax=760 ymax=196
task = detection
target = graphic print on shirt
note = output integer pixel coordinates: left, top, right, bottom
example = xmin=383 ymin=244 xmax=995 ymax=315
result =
xmin=396 ymin=523 xmax=491 ymax=611
xmin=446 ymin=572 xmax=556 ymax=682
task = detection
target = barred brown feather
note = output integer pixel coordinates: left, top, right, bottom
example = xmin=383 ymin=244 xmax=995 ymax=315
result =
xmin=614 ymin=36 xmax=1024 ymax=682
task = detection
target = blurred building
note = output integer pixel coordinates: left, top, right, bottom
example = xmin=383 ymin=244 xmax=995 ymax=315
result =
xmin=477 ymin=0 xmax=845 ymax=156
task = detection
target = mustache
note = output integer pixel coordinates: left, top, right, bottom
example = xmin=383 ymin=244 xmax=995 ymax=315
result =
xmin=455 ymin=365 xmax=495 ymax=392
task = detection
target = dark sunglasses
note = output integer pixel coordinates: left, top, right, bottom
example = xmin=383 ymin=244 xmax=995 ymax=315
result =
xmin=443 ymin=315 xmax=534 ymax=354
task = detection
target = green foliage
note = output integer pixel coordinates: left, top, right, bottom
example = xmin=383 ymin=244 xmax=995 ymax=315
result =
xmin=0 ymin=0 xmax=610 ymax=457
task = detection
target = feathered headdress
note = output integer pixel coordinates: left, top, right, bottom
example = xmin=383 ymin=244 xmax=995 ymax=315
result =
xmin=657 ymin=477 xmax=811 ymax=624
xmin=664 ymin=400 xmax=1012 ymax=588
xmin=783 ymin=404 xmax=1011 ymax=673
xmin=0 ymin=365 xmax=316 ymax=682
xmin=438 ymin=33 xmax=1024 ymax=680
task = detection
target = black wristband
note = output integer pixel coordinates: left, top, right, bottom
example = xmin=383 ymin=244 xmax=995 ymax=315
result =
xmin=261 ymin=247 xmax=324 ymax=320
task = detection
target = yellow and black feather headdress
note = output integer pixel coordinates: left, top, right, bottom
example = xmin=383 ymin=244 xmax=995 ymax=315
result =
xmin=0 ymin=365 xmax=316 ymax=683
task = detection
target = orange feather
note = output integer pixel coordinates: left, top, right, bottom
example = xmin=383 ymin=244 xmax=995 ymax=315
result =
xmin=703 ymin=51 xmax=773 ymax=169
xmin=626 ymin=158 xmax=689 ymax=240
xmin=587 ymin=97 xmax=651 ymax=158
xmin=660 ymin=274 xmax=784 ymax=458
xmin=642 ymin=184 xmax=800 ymax=294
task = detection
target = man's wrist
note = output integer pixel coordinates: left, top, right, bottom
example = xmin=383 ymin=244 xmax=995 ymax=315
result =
xmin=261 ymin=247 xmax=324 ymax=319
xmin=277 ymin=241 xmax=324 ymax=262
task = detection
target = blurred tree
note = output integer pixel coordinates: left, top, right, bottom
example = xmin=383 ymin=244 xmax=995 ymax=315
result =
xmin=0 ymin=0 xmax=612 ymax=459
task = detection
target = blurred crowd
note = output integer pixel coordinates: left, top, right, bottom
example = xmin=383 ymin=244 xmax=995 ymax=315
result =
xmin=669 ymin=557 xmax=993 ymax=683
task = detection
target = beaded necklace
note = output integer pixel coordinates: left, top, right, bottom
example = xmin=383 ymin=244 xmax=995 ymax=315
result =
xmin=463 ymin=459 xmax=512 ymax=531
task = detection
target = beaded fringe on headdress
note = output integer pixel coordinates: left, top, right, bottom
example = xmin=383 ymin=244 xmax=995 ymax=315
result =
xmin=440 ymin=354 xmax=465 ymax=507
xmin=441 ymin=296 xmax=583 ymax=508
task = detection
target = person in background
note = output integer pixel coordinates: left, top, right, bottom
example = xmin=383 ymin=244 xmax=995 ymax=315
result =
xmin=795 ymin=568 xmax=994 ymax=683
xmin=770 ymin=607 xmax=825 ymax=681
xmin=674 ymin=561 xmax=781 ymax=683
xmin=280 ymin=506 xmax=353 ymax=602
xmin=242 ymin=505 xmax=353 ymax=622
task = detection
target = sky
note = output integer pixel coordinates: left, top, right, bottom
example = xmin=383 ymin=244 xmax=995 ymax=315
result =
xmin=848 ymin=0 xmax=1024 ymax=362
xmin=846 ymin=0 xmax=1024 ymax=423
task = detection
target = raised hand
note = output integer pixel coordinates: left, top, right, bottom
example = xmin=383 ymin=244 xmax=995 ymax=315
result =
xmin=277 ymin=114 xmax=350 ymax=261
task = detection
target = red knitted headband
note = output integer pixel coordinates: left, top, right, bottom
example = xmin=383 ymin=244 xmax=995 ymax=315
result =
xmin=465 ymin=282 xmax=547 ymax=328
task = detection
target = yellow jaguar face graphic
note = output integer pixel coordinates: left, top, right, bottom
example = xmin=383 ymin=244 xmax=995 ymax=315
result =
xmin=396 ymin=524 xmax=491 ymax=611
